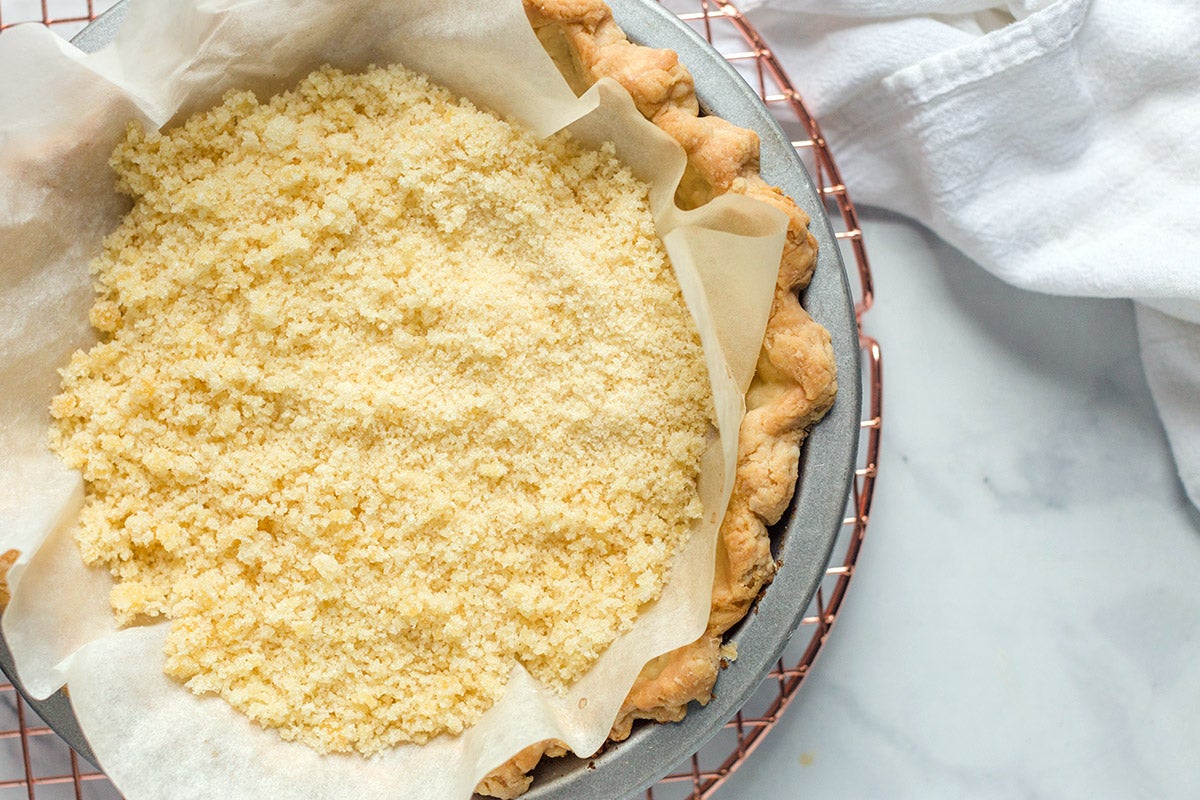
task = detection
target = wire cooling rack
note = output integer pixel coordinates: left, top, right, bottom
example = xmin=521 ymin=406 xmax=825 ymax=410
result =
xmin=0 ymin=1 xmax=882 ymax=798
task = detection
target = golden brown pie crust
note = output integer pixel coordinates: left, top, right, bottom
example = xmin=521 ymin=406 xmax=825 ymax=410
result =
xmin=474 ymin=1 xmax=838 ymax=796
xmin=0 ymin=549 xmax=19 ymax=608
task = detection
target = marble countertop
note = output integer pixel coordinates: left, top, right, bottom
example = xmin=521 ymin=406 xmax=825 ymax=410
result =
xmin=722 ymin=208 xmax=1200 ymax=799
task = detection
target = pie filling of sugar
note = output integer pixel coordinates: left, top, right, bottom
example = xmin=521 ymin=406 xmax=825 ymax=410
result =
xmin=48 ymin=63 xmax=714 ymax=755
xmin=34 ymin=0 xmax=837 ymax=796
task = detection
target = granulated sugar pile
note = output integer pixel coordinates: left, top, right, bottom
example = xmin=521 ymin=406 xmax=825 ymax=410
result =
xmin=49 ymin=64 xmax=713 ymax=754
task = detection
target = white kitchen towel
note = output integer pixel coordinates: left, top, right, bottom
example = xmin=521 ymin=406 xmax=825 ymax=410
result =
xmin=739 ymin=0 xmax=1200 ymax=506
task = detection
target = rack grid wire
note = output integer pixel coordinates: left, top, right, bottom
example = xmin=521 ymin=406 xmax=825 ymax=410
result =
xmin=0 ymin=1 xmax=882 ymax=797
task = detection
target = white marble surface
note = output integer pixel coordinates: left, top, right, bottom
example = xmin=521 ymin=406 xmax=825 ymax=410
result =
xmin=719 ymin=208 xmax=1200 ymax=799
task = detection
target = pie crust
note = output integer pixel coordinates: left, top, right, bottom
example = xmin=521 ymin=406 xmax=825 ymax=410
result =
xmin=476 ymin=1 xmax=839 ymax=796
xmin=0 ymin=1 xmax=837 ymax=792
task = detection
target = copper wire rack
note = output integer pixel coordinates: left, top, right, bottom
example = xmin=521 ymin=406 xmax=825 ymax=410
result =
xmin=0 ymin=1 xmax=882 ymax=797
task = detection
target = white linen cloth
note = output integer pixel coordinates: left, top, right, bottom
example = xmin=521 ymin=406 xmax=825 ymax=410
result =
xmin=738 ymin=0 xmax=1200 ymax=506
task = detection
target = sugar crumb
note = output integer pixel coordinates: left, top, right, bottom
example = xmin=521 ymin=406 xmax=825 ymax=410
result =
xmin=50 ymin=64 xmax=713 ymax=754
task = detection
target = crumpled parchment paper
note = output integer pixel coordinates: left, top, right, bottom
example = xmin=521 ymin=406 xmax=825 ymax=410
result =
xmin=0 ymin=1 xmax=787 ymax=797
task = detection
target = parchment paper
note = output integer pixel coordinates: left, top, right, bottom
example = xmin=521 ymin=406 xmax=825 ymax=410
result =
xmin=0 ymin=1 xmax=788 ymax=798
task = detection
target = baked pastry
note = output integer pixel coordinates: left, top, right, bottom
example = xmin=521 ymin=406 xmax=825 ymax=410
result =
xmin=474 ymin=1 xmax=838 ymax=796
xmin=0 ymin=0 xmax=834 ymax=792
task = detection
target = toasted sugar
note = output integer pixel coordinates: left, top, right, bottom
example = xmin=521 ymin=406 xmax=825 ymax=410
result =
xmin=49 ymin=64 xmax=714 ymax=754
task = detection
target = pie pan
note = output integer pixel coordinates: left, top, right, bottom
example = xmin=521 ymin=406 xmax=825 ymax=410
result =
xmin=0 ymin=1 xmax=862 ymax=797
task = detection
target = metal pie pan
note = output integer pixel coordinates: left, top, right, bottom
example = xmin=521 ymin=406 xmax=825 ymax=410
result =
xmin=0 ymin=1 xmax=861 ymax=797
